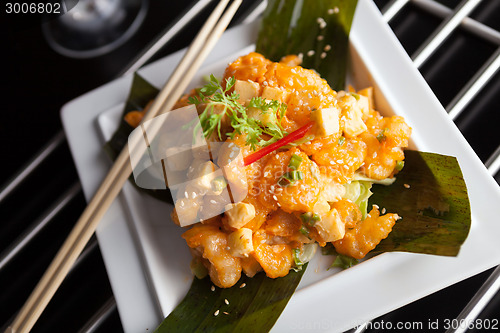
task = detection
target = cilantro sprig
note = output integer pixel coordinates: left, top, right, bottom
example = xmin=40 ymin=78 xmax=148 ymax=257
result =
xmin=188 ymin=75 xmax=287 ymax=150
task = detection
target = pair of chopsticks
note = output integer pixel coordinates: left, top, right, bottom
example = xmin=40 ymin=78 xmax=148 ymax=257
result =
xmin=6 ymin=0 xmax=242 ymax=332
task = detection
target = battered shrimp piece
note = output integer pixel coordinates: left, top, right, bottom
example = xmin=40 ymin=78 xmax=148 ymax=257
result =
xmin=361 ymin=115 xmax=411 ymax=180
xmin=182 ymin=224 xmax=242 ymax=288
xmin=312 ymin=138 xmax=367 ymax=183
xmin=333 ymin=207 xmax=399 ymax=259
xmin=258 ymin=148 xmax=321 ymax=213
xmin=252 ymin=230 xmax=294 ymax=278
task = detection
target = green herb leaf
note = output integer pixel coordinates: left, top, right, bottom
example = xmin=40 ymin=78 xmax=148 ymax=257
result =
xmin=372 ymin=150 xmax=471 ymax=256
xmin=190 ymin=75 xmax=287 ymax=150
xmin=256 ymin=0 xmax=358 ymax=91
xmin=154 ymin=268 xmax=306 ymax=333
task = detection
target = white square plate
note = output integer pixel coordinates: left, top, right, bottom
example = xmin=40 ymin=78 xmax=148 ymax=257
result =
xmin=61 ymin=0 xmax=500 ymax=332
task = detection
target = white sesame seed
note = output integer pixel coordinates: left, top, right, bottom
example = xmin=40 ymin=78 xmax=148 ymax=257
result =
xmin=184 ymin=191 xmax=188 ymax=198
xmin=373 ymin=204 xmax=379 ymax=209
xmin=324 ymin=45 xmax=331 ymax=52
xmin=316 ymin=17 xmax=323 ymax=24
xmin=334 ymin=6 xmax=339 ymax=13
xmin=223 ymin=312 xmax=229 ymax=315
xmin=214 ymin=310 xmax=220 ymax=316
xmin=329 ymin=160 xmax=335 ymax=165
xmin=289 ymin=79 xmax=294 ymax=86
xmin=225 ymin=299 xmax=229 ymax=305
xmin=211 ymin=285 xmax=215 ymax=291
xmin=307 ymin=50 xmax=315 ymax=57
xmin=404 ymin=183 xmax=411 ymax=189
xmin=343 ymin=165 xmax=349 ymax=170
xmin=210 ymin=200 xmax=217 ymax=204
xmin=327 ymin=8 xmax=334 ymax=14
xmin=319 ymin=21 xmax=327 ymax=29
xmin=240 ymin=283 xmax=246 ymax=288
xmin=298 ymin=52 xmax=303 ymax=59
xmin=317 ymin=35 xmax=324 ymax=41
xmin=336 ymin=159 xmax=343 ymax=164
xmin=291 ymin=68 xmax=297 ymax=74
xmin=273 ymin=195 xmax=278 ymax=201
xmin=373 ymin=152 xmax=378 ymax=158
xmin=382 ymin=208 xmax=387 ymax=214
xmin=367 ymin=214 xmax=371 ymax=218
xmin=321 ymin=52 xmax=327 ymax=59
xmin=263 ymin=81 xmax=268 ymax=86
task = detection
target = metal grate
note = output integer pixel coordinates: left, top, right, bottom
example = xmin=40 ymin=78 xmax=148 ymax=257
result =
xmin=1 ymin=0 xmax=498 ymax=332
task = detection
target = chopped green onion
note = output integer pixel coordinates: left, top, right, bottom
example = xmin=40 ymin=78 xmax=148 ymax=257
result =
xmin=395 ymin=160 xmax=405 ymax=171
xmin=299 ymin=225 xmax=310 ymax=236
xmin=211 ymin=176 xmax=227 ymax=193
xmin=376 ymin=128 xmax=387 ymax=142
xmin=338 ymin=136 xmax=345 ymax=146
xmin=292 ymin=248 xmax=304 ymax=268
xmin=300 ymin=212 xmax=321 ymax=227
xmin=289 ymin=170 xmax=304 ymax=180
xmin=350 ymin=92 xmax=360 ymax=101
xmin=278 ymin=170 xmax=304 ymax=187
xmin=289 ymin=154 xmax=303 ymax=170
xmin=277 ymin=176 xmax=293 ymax=187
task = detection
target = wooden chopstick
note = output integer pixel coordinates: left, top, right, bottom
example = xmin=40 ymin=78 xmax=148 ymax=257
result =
xmin=6 ymin=1 xmax=242 ymax=332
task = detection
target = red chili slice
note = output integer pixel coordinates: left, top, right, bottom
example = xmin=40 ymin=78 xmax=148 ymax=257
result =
xmin=243 ymin=122 xmax=314 ymax=166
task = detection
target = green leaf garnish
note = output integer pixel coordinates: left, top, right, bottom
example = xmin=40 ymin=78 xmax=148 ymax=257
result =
xmin=343 ymin=181 xmax=373 ymax=220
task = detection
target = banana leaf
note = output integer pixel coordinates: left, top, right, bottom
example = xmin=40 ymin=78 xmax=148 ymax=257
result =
xmin=256 ymin=0 xmax=358 ymax=91
xmin=104 ymin=73 xmax=172 ymax=203
xmin=373 ymin=150 xmax=471 ymax=256
xmin=155 ymin=265 xmax=306 ymax=333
